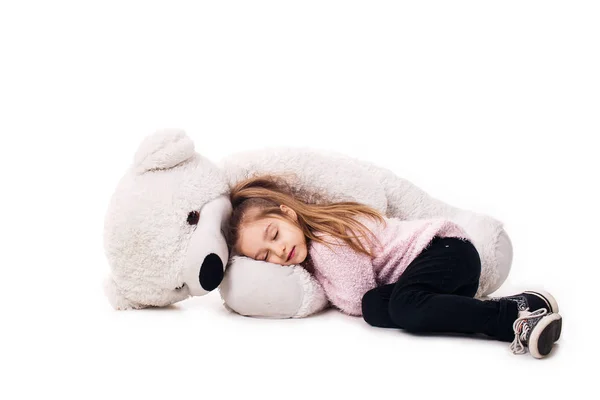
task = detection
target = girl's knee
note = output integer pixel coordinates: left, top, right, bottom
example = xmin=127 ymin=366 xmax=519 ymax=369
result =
xmin=361 ymin=288 xmax=379 ymax=307
xmin=361 ymin=288 xmax=386 ymax=326
xmin=388 ymin=290 xmax=427 ymax=330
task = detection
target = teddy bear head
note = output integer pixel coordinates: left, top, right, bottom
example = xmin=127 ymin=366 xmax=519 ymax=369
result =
xmin=103 ymin=130 xmax=232 ymax=309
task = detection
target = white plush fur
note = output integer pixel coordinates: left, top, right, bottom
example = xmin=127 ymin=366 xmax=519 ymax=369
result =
xmin=104 ymin=130 xmax=230 ymax=309
xmin=104 ymin=130 xmax=512 ymax=316
xmin=219 ymin=256 xmax=329 ymax=318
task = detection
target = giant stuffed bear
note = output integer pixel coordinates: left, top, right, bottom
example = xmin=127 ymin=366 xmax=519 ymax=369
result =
xmin=104 ymin=129 xmax=513 ymax=316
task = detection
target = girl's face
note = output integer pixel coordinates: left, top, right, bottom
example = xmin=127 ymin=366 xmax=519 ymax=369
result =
xmin=236 ymin=205 xmax=308 ymax=266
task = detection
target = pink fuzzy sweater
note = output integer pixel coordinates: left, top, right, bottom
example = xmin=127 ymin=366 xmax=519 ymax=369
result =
xmin=306 ymin=216 xmax=470 ymax=316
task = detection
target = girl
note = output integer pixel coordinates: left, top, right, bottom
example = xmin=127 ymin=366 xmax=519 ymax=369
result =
xmin=226 ymin=175 xmax=563 ymax=359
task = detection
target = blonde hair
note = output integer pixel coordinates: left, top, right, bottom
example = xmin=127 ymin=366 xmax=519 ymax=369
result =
xmin=226 ymin=174 xmax=386 ymax=259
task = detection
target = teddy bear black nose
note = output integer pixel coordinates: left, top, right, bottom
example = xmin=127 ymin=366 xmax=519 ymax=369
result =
xmin=199 ymin=253 xmax=224 ymax=291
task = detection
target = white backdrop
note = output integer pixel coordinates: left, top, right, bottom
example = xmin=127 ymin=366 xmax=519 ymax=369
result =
xmin=1 ymin=1 xmax=598 ymax=399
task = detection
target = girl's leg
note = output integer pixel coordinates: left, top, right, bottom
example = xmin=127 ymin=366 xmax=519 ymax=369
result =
xmin=361 ymin=283 xmax=396 ymax=328
xmin=362 ymin=237 xmax=519 ymax=341
xmin=390 ymin=237 xmax=518 ymax=341
xmin=361 ymin=236 xmax=484 ymax=329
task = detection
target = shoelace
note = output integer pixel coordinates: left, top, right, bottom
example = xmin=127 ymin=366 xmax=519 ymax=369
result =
xmin=509 ymin=308 xmax=548 ymax=355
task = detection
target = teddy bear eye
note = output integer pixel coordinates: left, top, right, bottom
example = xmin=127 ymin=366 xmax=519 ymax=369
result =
xmin=175 ymin=283 xmax=186 ymax=291
xmin=187 ymin=211 xmax=200 ymax=225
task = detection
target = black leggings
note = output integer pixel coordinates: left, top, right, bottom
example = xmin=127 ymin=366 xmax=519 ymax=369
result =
xmin=361 ymin=237 xmax=518 ymax=342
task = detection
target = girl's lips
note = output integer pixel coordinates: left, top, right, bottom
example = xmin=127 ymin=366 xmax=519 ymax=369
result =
xmin=287 ymin=247 xmax=295 ymax=261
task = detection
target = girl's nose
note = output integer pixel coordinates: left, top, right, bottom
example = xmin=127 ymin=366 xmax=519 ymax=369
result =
xmin=281 ymin=245 xmax=287 ymax=259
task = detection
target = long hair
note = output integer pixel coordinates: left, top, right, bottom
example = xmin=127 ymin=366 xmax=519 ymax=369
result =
xmin=226 ymin=174 xmax=386 ymax=259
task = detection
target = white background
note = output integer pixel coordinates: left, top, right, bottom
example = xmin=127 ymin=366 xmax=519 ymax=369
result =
xmin=1 ymin=1 xmax=598 ymax=399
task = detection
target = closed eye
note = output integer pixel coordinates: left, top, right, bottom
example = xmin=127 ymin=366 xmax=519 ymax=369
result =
xmin=261 ymin=231 xmax=278 ymax=261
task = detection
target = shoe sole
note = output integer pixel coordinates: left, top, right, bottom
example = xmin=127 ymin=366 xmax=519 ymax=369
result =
xmin=523 ymin=290 xmax=559 ymax=313
xmin=523 ymin=290 xmax=561 ymax=341
xmin=528 ymin=313 xmax=562 ymax=359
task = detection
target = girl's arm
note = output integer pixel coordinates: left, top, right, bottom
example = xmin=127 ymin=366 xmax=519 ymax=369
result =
xmin=311 ymin=239 xmax=377 ymax=317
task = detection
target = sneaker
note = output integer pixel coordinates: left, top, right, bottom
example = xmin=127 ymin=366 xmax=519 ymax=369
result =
xmin=510 ymin=309 xmax=562 ymax=359
xmin=492 ymin=290 xmax=559 ymax=314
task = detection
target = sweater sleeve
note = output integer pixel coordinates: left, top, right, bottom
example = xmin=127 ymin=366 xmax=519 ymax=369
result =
xmin=310 ymin=237 xmax=377 ymax=316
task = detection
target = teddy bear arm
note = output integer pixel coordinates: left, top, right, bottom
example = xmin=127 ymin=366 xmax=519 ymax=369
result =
xmin=371 ymin=167 xmax=460 ymax=219
xmin=220 ymin=148 xmax=389 ymax=211
xmin=219 ymin=257 xmax=329 ymax=318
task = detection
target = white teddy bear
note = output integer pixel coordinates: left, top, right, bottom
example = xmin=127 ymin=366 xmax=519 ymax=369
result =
xmin=104 ymin=129 xmax=513 ymax=317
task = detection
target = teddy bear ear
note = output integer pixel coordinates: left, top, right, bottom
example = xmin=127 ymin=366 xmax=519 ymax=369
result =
xmin=103 ymin=274 xmax=144 ymax=310
xmin=133 ymin=129 xmax=196 ymax=174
